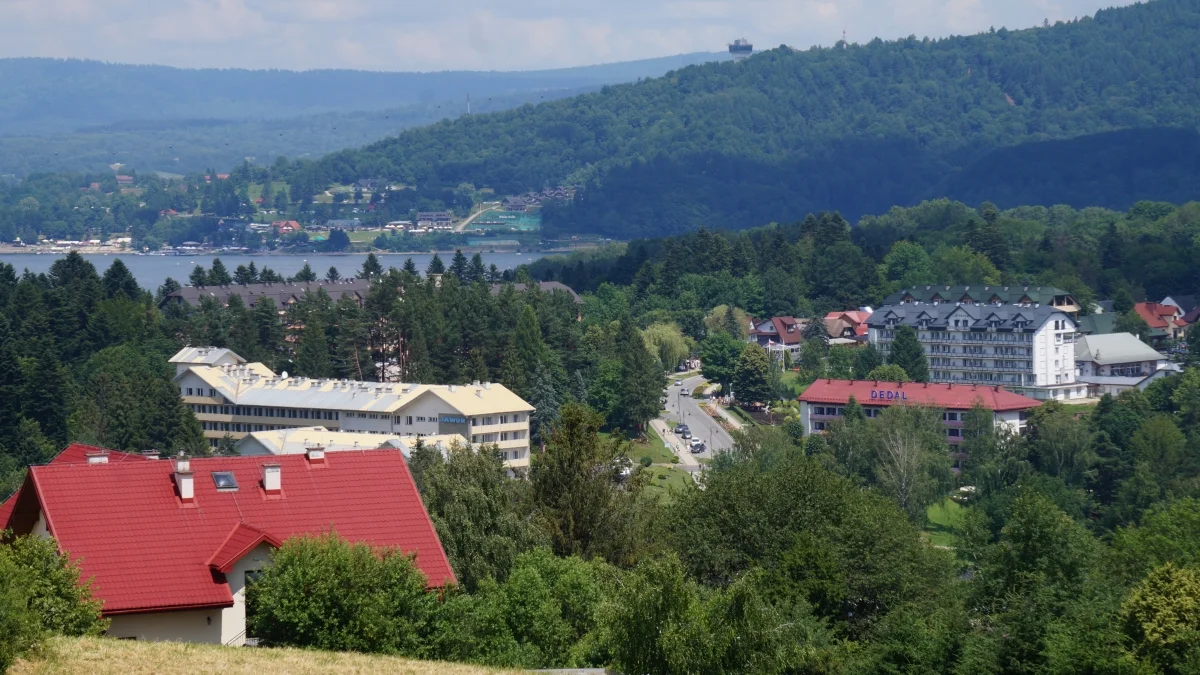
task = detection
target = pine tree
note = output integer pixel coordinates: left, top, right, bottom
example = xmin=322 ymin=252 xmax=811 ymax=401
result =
xmin=0 ymin=322 xmax=25 ymax=447
xmin=407 ymin=438 xmax=444 ymax=494
xmin=426 ymin=254 xmax=445 ymax=276
xmin=529 ymin=364 xmax=560 ymax=448
xmin=296 ymin=315 xmax=332 ymax=378
xmin=616 ymin=318 xmax=664 ymax=433
xmin=468 ymin=348 xmax=489 ymax=383
xmin=292 ymin=263 xmax=318 ymax=282
xmin=252 ymin=298 xmax=286 ymax=369
xmin=854 ymin=344 xmax=883 ymax=379
xmin=449 ymin=250 xmax=469 ymax=281
xmin=722 ymin=306 xmax=743 ymax=338
xmin=572 ymin=370 xmax=588 ymax=403
xmin=188 ymin=265 xmax=209 ymax=287
xmin=101 ymin=259 xmax=140 ymax=300
xmin=468 ymin=253 xmax=487 ymax=284
xmin=325 ymin=266 xmax=341 ymax=282
xmin=333 ymin=297 xmax=373 ymax=381
xmin=403 ymin=258 xmax=419 ymax=276
xmin=843 ymin=395 xmax=866 ymax=423
xmin=359 ymin=253 xmax=384 ymax=279
xmin=514 ymin=305 xmax=547 ymax=376
xmin=208 ymin=258 xmax=233 ymax=285
xmin=404 ymin=324 xmax=434 ymax=384
xmin=499 ymin=335 xmax=527 ymax=396
xmin=888 ymin=326 xmax=929 ymax=382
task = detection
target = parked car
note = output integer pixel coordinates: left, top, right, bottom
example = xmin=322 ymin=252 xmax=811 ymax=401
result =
xmin=680 ymin=429 xmax=692 ymax=440
xmin=674 ymin=424 xmax=687 ymax=435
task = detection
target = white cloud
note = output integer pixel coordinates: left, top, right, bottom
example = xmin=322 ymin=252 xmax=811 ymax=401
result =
xmin=0 ymin=0 xmax=1138 ymax=71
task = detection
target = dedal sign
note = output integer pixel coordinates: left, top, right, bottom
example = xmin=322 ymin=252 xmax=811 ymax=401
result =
xmin=870 ymin=390 xmax=909 ymax=401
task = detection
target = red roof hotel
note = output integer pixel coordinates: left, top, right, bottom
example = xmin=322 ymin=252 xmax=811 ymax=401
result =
xmin=798 ymin=379 xmax=1042 ymax=443
xmin=2 ymin=446 xmax=453 ymax=645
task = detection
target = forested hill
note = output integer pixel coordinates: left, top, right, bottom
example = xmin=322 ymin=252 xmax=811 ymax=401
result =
xmin=298 ymin=0 xmax=1200 ymax=239
xmin=0 ymin=53 xmax=726 ymax=136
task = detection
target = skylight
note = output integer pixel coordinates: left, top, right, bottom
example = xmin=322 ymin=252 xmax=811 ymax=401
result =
xmin=212 ymin=471 xmax=239 ymax=491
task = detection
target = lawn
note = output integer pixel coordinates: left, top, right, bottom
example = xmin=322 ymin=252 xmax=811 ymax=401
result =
xmin=641 ymin=466 xmax=694 ymax=502
xmin=924 ymin=497 xmax=965 ymax=548
xmin=609 ymin=427 xmax=677 ymax=465
xmin=12 ymin=636 xmax=519 ymax=675
xmin=348 ymin=229 xmax=385 ymax=243
xmin=780 ymin=370 xmax=809 ymax=398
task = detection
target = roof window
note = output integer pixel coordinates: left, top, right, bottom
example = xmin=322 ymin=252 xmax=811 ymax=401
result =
xmin=212 ymin=471 xmax=239 ymax=491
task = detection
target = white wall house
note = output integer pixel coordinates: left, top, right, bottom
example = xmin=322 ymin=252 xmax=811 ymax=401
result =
xmin=1075 ymin=332 xmax=1181 ymax=396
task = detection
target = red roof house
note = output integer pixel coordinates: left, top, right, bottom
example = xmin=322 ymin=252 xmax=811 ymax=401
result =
xmin=799 ymin=379 xmax=1042 ymax=443
xmin=0 ymin=443 xmax=149 ymax=526
xmin=823 ymin=310 xmax=871 ymax=340
xmin=749 ymin=316 xmax=808 ymax=353
xmin=2 ymin=448 xmax=453 ymax=645
xmin=1134 ymin=302 xmax=1187 ymax=342
xmin=271 ymin=220 xmax=302 ymax=234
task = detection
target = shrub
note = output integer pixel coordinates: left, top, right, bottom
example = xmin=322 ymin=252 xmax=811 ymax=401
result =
xmin=640 ymin=456 xmax=653 ymax=467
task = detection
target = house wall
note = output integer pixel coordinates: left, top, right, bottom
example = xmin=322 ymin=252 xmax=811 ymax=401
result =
xmin=220 ymin=543 xmax=273 ymax=646
xmin=107 ymin=608 xmax=225 ymax=643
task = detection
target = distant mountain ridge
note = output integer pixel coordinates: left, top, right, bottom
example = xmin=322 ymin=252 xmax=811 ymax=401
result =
xmin=0 ymin=53 xmax=728 ymax=136
xmin=292 ymin=0 xmax=1200 ymax=239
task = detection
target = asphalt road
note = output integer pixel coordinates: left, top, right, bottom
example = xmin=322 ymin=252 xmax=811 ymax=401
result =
xmin=660 ymin=374 xmax=735 ymax=459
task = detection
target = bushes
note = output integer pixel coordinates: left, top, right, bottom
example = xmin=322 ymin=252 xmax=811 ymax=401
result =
xmin=0 ymin=534 xmax=106 ymax=673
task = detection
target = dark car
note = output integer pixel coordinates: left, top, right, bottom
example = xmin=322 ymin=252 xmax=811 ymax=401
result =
xmin=674 ymin=424 xmax=687 ymax=435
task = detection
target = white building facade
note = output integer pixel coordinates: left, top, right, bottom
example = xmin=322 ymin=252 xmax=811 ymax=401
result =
xmin=868 ymin=302 xmax=1087 ymax=400
xmin=171 ymin=348 xmax=534 ymax=470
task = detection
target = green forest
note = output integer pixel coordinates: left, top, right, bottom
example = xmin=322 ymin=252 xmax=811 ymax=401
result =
xmin=290 ymin=0 xmax=1200 ymax=238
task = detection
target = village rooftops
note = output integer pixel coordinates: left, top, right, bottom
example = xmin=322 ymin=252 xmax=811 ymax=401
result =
xmin=800 ymin=379 xmax=1042 ymax=412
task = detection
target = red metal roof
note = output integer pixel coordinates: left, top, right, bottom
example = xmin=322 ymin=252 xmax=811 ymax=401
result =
xmin=1134 ymin=302 xmax=1184 ymax=330
xmin=4 ymin=450 xmax=454 ymax=615
xmin=799 ymin=379 xmax=1042 ymax=412
xmin=206 ymin=522 xmax=283 ymax=574
xmin=0 ymin=444 xmax=148 ymax=527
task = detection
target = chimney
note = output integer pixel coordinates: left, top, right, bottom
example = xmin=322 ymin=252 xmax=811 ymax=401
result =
xmin=262 ymin=464 xmax=282 ymax=495
xmin=142 ymin=449 xmax=161 ymax=460
xmin=85 ymin=450 xmax=109 ymax=465
xmin=175 ymin=455 xmax=194 ymax=503
xmin=307 ymin=446 xmax=326 ymax=465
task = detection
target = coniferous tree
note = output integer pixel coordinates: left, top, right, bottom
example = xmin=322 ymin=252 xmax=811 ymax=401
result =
xmin=514 ymin=305 xmax=547 ymax=378
xmin=854 ymin=344 xmax=883 ymax=379
xmin=208 ymin=258 xmax=233 ymax=285
xmin=406 ymin=438 xmax=443 ymax=494
xmin=468 ymin=348 xmax=489 ymax=383
xmin=888 ymin=326 xmax=929 ymax=382
xmin=359 ymin=252 xmax=384 ymax=279
xmin=296 ymin=316 xmax=332 ymax=378
xmin=468 ymin=253 xmax=487 ymax=284
xmin=325 ymin=266 xmax=341 ymax=282
xmin=529 ymin=364 xmax=560 ymax=448
xmin=616 ymin=318 xmax=664 ymax=433
xmin=334 ymin=296 xmax=373 ymax=381
xmin=404 ymin=324 xmax=434 ymax=383
xmin=292 ymin=263 xmax=318 ymax=282
xmin=188 ymin=265 xmax=208 ymax=286
xmin=101 ymin=259 xmax=140 ymax=300
xmin=449 ymin=250 xmax=469 ymax=281
xmin=402 ymin=258 xmax=419 ymax=276
xmin=426 ymin=254 xmax=445 ymax=276
xmin=499 ymin=335 xmax=527 ymax=396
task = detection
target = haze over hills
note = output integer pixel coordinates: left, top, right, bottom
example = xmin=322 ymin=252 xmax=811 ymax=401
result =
xmin=0 ymin=52 xmax=727 ymax=175
xmin=290 ymin=0 xmax=1200 ymax=239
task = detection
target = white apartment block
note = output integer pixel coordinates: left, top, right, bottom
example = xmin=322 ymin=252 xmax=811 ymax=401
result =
xmin=170 ymin=347 xmax=534 ymax=470
xmin=867 ymin=302 xmax=1087 ymax=401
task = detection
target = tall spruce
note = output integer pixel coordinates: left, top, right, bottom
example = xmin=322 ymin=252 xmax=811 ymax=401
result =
xmin=616 ymin=318 xmax=664 ymax=433
xmin=888 ymin=326 xmax=929 ymax=383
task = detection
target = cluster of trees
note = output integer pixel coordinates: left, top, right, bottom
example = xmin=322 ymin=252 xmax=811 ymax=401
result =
xmin=286 ymin=0 xmax=1200 ymax=239
xmin=529 ymin=199 xmax=1200 ymax=333
xmin=0 ymin=255 xmax=204 ymax=496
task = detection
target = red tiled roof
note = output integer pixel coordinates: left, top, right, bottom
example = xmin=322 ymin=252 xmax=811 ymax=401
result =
xmin=799 ymin=379 xmax=1042 ymax=412
xmin=4 ymin=450 xmax=454 ymax=615
xmin=1134 ymin=302 xmax=1183 ymax=330
xmin=750 ymin=316 xmax=805 ymax=345
xmin=0 ymin=444 xmax=148 ymax=527
xmin=823 ymin=311 xmax=871 ymax=337
xmin=206 ymin=522 xmax=282 ymax=574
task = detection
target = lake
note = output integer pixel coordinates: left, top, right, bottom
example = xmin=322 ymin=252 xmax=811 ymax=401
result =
xmin=0 ymin=252 xmax=549 ymax=289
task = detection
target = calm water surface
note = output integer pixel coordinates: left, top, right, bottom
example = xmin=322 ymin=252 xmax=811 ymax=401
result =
xmin=0 ymin=252 xmax=548 ymax=289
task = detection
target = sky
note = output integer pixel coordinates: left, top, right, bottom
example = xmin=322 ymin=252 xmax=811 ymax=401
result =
xmin=0 ymin=0 xmax=1136 ymax=72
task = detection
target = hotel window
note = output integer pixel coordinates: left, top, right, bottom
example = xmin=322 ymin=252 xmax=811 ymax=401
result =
xmin=500 ymin=415 xmax=509 ymax=424
xmin=947 ymin=428 xmax=961 ymax=438
xmin=406 ymin=416 xmax=413 ymax=425
xmin=209 ymin=388 xmax=217 ymax=397
xmin=485 ymin=417 xmax=494 ymax=425
xmin=501 ymin=432 xmax=510 ymax=441
xmin=471 ymin=418 xmax=478 ymax=426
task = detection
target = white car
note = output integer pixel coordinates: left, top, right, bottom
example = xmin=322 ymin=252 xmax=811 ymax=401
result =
xmin=674 ymin=380 xmax=683 ymax=387
xmin=680 ymin=388 xmax=690 ymax=396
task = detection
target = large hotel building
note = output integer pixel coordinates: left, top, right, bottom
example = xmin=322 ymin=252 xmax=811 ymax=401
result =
xmin=170 ymin=347 xmax=534 ymax=470
xmin=867 ymin=285 xmax=1087 ymax=400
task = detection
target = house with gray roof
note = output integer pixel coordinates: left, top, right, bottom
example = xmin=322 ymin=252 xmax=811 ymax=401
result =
xmin=1075 ymin=332 xmax=1180 ymax=396
xmin=882 ymin=285 xmax=1081 ymax=316
xmin=160 ymin=279 xmax=373 ymax=309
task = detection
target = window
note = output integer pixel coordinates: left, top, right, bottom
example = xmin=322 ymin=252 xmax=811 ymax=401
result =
xmin=406 ymin=416 xmax=413 ymax=425
xmin=212 ymin=471 xmax=238 ymax=491
xmin=471 ymin=418 xmax=478 ymax=426
xmin=209 ymin=388 xmax=216 ymax=397
xmin=501 ymin=432 xmax=509 ymax=441
xmin=947 ymin=429 xmax=961 ymax=438
xmin=186 ymin=387 xmax=194 ymax=396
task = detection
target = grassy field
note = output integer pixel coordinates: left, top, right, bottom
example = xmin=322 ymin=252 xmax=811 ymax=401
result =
xmin=780 ymin=371 xmax=809 ymax=398
xmin=12 ymin=636 xmax=519 ymax=675
xmin=348 ymin=229 xmax=385 ymax=243
xmin=642 ymin=466 xmax=693 ymax=501
xmin=609 ymin=427 xmax=677 ymax=465
xmin=924 ymin=497 xmax=965 ymax=548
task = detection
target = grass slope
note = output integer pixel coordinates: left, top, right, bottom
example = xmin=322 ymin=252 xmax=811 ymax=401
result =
xmin=12 ymin=636 xmax=521 ymax=675
xmin=924 ymin=497 xmax=965 ymax=549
